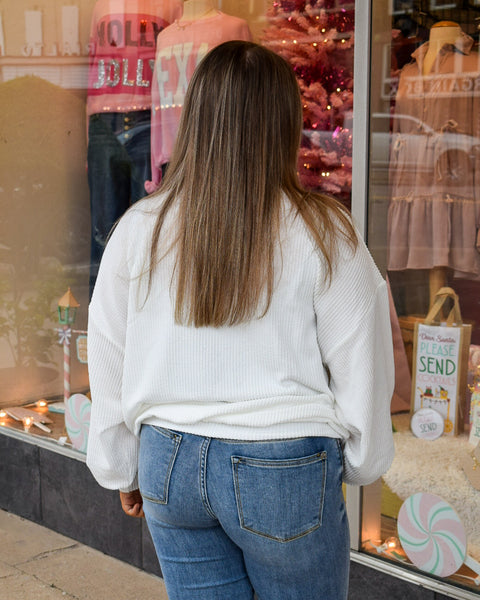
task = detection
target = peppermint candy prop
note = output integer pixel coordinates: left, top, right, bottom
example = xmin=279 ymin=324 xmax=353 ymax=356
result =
xmin=398 ymin=492 xmax=480 ymax=582
xmin=65 ymin=393 xmax=91 ymax=454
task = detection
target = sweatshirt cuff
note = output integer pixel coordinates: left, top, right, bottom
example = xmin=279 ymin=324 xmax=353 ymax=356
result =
xmin=119 ymin=474 xmax=139 ymax=493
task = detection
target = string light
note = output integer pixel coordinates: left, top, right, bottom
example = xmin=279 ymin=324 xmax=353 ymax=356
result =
xmin=365 ymin=537 xmax=404 ymax=560
xmin=378 ymin=537 xmax=400 ymax=553
xmin=23 ymin=417 xmax=33 ymax=432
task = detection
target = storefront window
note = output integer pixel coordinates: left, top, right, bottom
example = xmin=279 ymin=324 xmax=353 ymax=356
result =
xmin=366 ymin=1 xmax=480 ymax=594
xmin=4 ymin=0 xmax=480 ymax=594
xmin=0 ymin=1 xmax=355 ymax=451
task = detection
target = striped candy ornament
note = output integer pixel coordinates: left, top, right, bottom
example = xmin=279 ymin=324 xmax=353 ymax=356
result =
xmin=397 ymin=492 xmax=467 ymax=577
xmin=65 ymin=393 xmax=92 ymax=454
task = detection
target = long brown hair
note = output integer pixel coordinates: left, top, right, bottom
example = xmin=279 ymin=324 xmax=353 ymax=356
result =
xmin=148 ymin=41 xmax=357 ymax=327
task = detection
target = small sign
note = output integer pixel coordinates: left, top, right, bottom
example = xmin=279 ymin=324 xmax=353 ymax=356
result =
xmin=411 ymin=408 xmax=444 ymax=440
xmin=412 ymin=323 xmax=462 ymax=435
xmin=76 ymin=335 xmax=88 ymax=363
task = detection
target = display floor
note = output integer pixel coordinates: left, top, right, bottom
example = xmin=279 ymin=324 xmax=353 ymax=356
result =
xmin=0 ymin=399 xmax=76 ymax=451
xmin=384 ymin=431 xmax=480 ymax=561
xmin=365 ymin=412 xmax=480 ymax=594
xmin=385 ymin=414 xmax=480 ymax=562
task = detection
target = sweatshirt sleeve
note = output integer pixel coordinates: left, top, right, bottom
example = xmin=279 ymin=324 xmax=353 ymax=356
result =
xmin=314 ymin=235 xmax=395 ymax=486
xmin=86 ymin=214 xmax=139 ymax=492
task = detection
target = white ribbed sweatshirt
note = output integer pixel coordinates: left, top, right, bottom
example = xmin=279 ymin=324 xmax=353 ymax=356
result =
xmin=86 ymin=194 xmax=395 ymax=492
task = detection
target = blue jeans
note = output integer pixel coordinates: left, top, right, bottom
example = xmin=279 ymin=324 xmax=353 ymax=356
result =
xmin=87 ymin=111 xmax=151 ymax=297
xmin=139 ymin=426 xmax=350 ymax=600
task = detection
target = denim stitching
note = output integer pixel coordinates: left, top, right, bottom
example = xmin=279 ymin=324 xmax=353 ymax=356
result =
xmin=199 ymin=437 xmax=217 ymax=520
xmin=233 ymin=452 xmax=326 ymax=469
xmin=141 ymin=426 xmax=182 ymax=505
xmin=335 ymin=438 xmax=346 ymax=475
xmin=232 ymin=456 xmax=244 ymax=534
xmin=218 ymin=437 xmax=308 ymax=444
xmin=319 ymin=450 xmax=327 ymax=527
xmin=232 ymin=451 xmax=326 ymax=542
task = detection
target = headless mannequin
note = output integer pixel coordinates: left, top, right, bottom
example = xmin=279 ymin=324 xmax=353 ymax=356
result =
xmin=148 ymin=0 xmax=251 ymax=189
xmin=180 ymin=0 xmax=216 ymax=22
xmin=423 ymin=22 xmax=461 ymax=306
xmin=423 ymin=21 xmax=461 ymax=75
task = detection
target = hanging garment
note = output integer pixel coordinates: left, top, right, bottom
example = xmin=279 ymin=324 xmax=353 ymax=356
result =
xmin=387 ymin=33 xmax=480 ymax=279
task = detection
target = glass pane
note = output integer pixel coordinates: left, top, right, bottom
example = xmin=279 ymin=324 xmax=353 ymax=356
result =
xmin=367 ymin=1 xmax=480 ymax=593
xmin=0 ymin=1 xmax=356 ymax=450
xmin=0 ymin=2 xmax=93 ymax=446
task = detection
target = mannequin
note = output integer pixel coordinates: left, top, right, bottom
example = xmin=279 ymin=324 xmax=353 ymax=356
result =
xmin=87 ymin=0 xmax=182 ymax=296
xmin=180 ymin=0 xmax=217 ymax=22
xmin=423 ymin=22 xmax=462 ymax=75
xmin=387 ymin=21 xmax=480 ymax=308
xmin=146 ymin=1 xmax=252 ymax=191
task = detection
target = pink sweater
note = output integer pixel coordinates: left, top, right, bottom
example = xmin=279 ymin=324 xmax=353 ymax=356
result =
xmin=87 ymin=0 xmax=182 ymax=116
xmin=146 ymin=12 xmax=252 ymax=191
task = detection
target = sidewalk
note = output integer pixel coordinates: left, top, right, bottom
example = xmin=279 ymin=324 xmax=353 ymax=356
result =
xmin=0 ymin=509 xmax=447 ymax=600
xmin=0 ymin=509 xmax=169 ymax=599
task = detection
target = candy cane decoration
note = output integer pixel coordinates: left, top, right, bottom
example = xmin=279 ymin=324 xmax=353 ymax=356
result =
xmin=56 ymin=326 xmax=87 ymax=402
xmin=64 ymin=327 xmax=70 ymax=401
xmin=57 ymin=325 xmax=72 ymax=402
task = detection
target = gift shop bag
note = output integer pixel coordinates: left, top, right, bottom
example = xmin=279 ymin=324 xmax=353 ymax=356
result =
xmin=411 ymin=287 xmax=471 ymax=435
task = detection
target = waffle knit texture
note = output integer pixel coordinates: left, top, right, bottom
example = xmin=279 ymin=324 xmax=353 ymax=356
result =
xmin=86 ymin=194 xmax=395 ymax=491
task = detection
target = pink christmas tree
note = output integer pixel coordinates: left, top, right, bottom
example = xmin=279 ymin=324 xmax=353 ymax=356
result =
xmin=262 ymin=0 xmax=354 ymax=206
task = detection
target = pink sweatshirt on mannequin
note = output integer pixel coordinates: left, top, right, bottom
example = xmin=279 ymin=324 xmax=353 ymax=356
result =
xmin=87 ymin=0 xmax=182 ymax=116
xmin=146 ymin=12 xmax=252 ymax=192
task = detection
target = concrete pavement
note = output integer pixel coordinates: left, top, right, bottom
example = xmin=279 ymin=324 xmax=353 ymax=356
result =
xmin=0 ymin=509 xmax=169 ymax=599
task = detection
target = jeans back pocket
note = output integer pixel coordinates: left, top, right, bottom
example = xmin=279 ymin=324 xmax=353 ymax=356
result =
xmin=231 ymin=451 xmax=327 ymax=542
xmin=139 ymin=425 xmax=182 ymax=504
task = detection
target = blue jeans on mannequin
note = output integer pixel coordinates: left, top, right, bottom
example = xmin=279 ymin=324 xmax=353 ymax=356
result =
xmin=139 ymin=426 xmax=350 ymax=600
xmin=87 ymin=111 xmax=151 ymax=297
